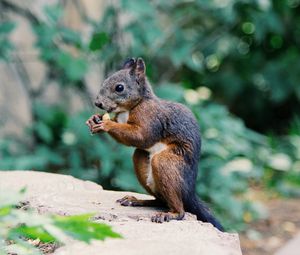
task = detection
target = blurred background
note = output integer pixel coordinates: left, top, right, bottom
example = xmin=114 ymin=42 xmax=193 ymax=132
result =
xmin=0 ymin=0 xmax=300 ymax=254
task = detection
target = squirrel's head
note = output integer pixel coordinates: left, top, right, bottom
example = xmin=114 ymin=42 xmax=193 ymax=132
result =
xmin=95 ymin=57 xmax=152 ymax=113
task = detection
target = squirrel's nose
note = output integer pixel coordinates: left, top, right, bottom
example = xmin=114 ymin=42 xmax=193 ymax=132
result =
xmin=95 ymin=101 xmax=103 ymax=109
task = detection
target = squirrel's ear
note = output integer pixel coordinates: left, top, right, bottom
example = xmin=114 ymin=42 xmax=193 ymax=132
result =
xmin=135 ymin=58 xmax=146 ymax=78
xmin=122 ymin=58 xmax=136 ymax=70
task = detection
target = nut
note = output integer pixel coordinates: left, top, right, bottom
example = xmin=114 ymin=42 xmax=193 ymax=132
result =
xmin=102 ymin=113 xmax=110 ymax=121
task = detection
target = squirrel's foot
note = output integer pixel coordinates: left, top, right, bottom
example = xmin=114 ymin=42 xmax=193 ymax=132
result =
xmin=117 ymin=196 xmax=164 ymax=207
xmin=116 ymin=196 xmax=163 ymax=206
xmin=116 ymin=195 xmax=143 ymax=206
xmin=151 ymin=212 xmax=185 ymax=223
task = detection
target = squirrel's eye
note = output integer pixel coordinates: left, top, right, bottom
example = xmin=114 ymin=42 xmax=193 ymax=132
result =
xmin=115 ymin=84 xmax=124 ymax=92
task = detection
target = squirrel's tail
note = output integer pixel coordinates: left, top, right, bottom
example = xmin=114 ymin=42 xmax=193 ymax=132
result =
xmin=183 ymin=192 xmax=224 ymax=231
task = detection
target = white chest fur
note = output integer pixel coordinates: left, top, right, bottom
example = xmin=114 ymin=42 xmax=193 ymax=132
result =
xmin=116 ymin=111 xmax=129 ymax=123
xmin=145 ymin=142 xmax=167 ymax=193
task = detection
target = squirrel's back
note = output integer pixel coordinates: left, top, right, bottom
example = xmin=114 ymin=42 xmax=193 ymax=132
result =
xmin=130 ymin=97 xmax=201 ymax=162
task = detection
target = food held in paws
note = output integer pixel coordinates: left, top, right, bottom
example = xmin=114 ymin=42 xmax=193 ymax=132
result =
xmin=102 ymin=113 xmax=110 ymax=121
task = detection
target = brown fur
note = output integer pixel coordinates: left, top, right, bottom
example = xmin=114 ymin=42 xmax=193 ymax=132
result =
xmin=151 ymin=146 xmax=185 ymax=217
xmin=133 ymin=149 xmax=154 ymax=196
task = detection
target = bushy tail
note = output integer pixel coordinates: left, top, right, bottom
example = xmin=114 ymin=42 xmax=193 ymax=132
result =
xmin=183 ymin=193 xmax=224 ymax=231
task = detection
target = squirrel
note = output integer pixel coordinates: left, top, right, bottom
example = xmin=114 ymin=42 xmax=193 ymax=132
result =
xmin=86 ymin=57 xmax=223 ymax=231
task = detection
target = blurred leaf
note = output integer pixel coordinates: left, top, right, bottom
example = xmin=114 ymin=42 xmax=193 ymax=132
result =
xmin=33 ymin=24 xmax=57 ymax=49
xmin=44 ymin=4 xmax=63 ymax=23
xmin=0 ymin=22 xmax=16 ymax=60
xmin=155 ymin=83 xmax=185 ymax=102
xmin=0 ymin=22 xmax=16 ymax=34
xmin=89 ymin=32 xmax=109 ymax=51
xmin=35 ymin=121 xmax=53 ymax=144
xmin=56 ymin=51 xmax=88 ymax=81
xmin=54 ymin=214 xmax=121 ymax=243
xmin=121 ymin=0 xmax=156 ymax=16
xmin=8 ymin=226 xmax=55 ymax=243
xmin=60 ymin=28 xmax=82 ymax=46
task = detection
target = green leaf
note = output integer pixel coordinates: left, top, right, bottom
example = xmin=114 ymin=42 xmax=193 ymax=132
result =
xmin=14 ymin=155 xmax=46 ymax=169
xmin=8 ymin=226 xmax=56 ymax=243
xmin=121 ymin=0 xmax=155 ymax=16
xmin=89 ymin=32 xmax=109 ymax=51
xmin=0 ymin=22 xmax=16 ymax=34
xmin=68 ymin=58 xmax=88 ymax=81
xmin=155 ymin=83 xmax=185 ymax=102
xmin=56 ymin=52 xmax=88 ymax=81
xmin=0 ymin=38 xmax=14 ymax=60
xmin=35 ymin=121 xmax=53 ymax=143
xmin=170 ymin=44 xmax=191 ymax=67
xmin=0 ymin=206 xmax=11 ymax=217
xmin=61 ymin=27 xmax=82 ymax=46
xmin=44 ymin=4 xmax=63 ymax=23
xmin=0 ymin=22 xmax=15 ymax=60
xmin=54 ymin=214 xmax=122 ymax=243
xmin=33 ymin=24 xmax=57 ymax=49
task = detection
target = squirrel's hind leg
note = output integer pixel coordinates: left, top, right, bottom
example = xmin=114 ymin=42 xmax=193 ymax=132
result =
xmin=150 ymin=148 xmax=185 ymax=223
xmin=116 ymin=149 xmax=165 ymax=207
xmin=132 ymin=148 xmax=157 ymax=196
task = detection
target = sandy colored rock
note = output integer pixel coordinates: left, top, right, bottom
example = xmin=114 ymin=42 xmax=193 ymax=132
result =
xmin=274 ymin=232 xmax=300 ymax=255
xmin=0 ymin=171 xmax=242 ymax=255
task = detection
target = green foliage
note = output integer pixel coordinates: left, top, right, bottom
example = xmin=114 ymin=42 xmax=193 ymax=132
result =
xmin=0 ymin=21 xmax=15 ymax=60
xmin=98 ymin=0 xmax=300 ymax=132
xmin=0 ymin=190 xmax=121 ymax=255
xmin=32 ymin=5 xmax=90 ymax=83
xmin=89 ymin=32 xmax=109 ymax=51
xmin=261 ymin=132 xmax=300 ymax=197
xmin=1 ymin=1 xmax=300 ymax=233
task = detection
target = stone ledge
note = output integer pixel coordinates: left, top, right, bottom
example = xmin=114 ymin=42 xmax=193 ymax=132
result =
xmin=0 ymin=170 xmax=242 ymax=255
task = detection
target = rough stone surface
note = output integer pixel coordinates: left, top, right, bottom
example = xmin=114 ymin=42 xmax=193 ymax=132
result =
xmin=274 ymin=233 xmax=300 ymax=255
xmin=0 ymin=171 xmax=242 ymax=255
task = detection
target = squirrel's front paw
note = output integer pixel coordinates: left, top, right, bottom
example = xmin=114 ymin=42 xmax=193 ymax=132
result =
xmin=86 ymin=114 xmax=102 ymax=131
xmin=90 ymin=120 xmax=114 ymax=133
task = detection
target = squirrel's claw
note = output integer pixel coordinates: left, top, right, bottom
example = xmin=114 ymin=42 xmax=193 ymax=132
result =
xmin=116 ymin=195 xmax=139 ymax=206
xmin=151 ymin=212 xmax=184 ymax=223
xmin=90 ymin=123 xmax=104 ymax=133
xmin=151 ymin=212 xmax=170 ymax=223
xmin=86 ymin=114 xmax=102 ymax=127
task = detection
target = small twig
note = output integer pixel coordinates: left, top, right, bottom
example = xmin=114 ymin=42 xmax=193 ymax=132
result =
xmin=10 ymin=54 xmax=34 ymax=97
xmin=73 ymin=0 xmax=92 ymax=24
xmin=0 ymin=0 xmax=40 ymax=25
xmin=32 ymin=74 xmax=50 ymax=97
